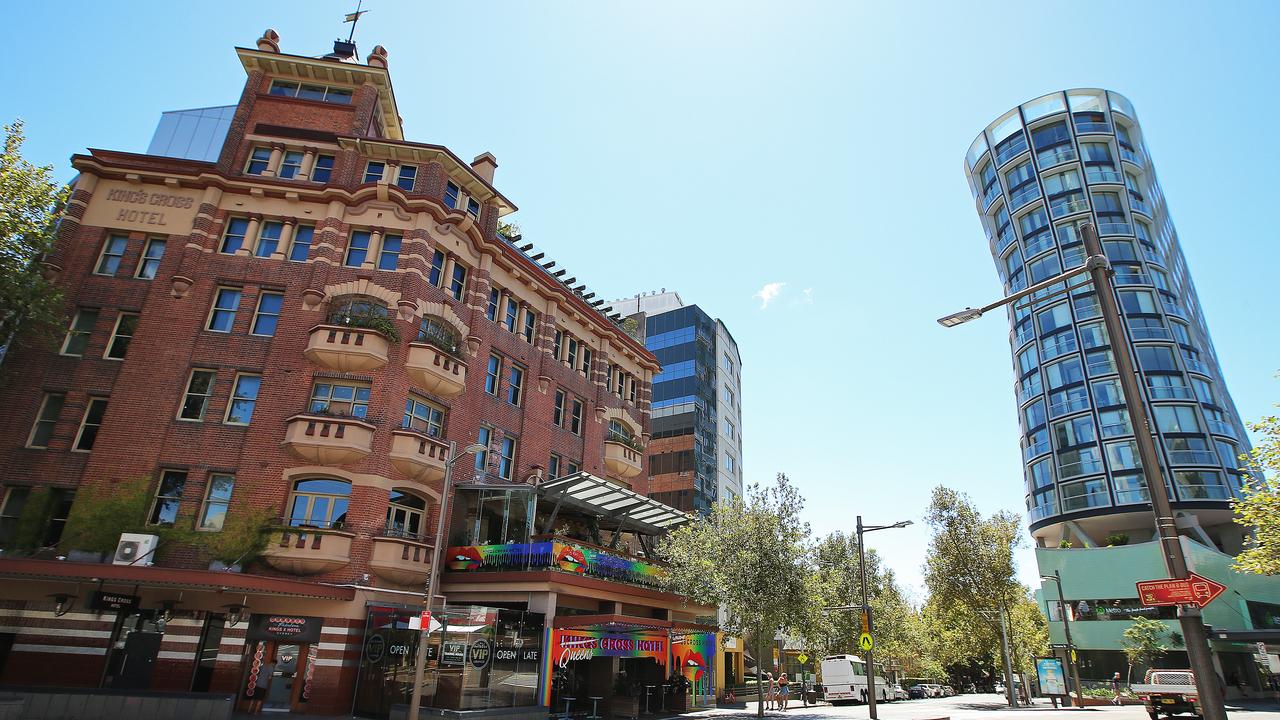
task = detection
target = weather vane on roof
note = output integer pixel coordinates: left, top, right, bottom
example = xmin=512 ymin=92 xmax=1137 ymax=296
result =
xmin=343 ymin=0 xmax=368 ymax=44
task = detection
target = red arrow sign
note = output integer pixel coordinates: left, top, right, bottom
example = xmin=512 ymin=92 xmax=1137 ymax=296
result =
xmin=1136 ymin=573 xmax=1227 ymax=608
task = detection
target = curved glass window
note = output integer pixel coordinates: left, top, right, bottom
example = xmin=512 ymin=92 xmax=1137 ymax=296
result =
xmin=1174 ymin=470 xmax=1229 ymax=500
xmin=1099 ymin=408 xmax=1132 ymax=438
xmin=1005 ymin=161 xmax=1039 ymax=209
xmin=1029 ymin=458 xmax=1054 ymax=489
xmin=1154 ymin=405 xmax=1201 ymax=434
xmin=417 ymin=315 xmax=459 ymax=352
xmin=1025 ymin=400 xmax=1047 ymax=431
xmin=1053 ymin=415 xmax=1096 ymax=449
xmin=967 ymin=134 xmax=990 ymax=169
xmin=1079 ymin=322 xmax=1108 ymax=350
xmin=1023 ymin=92 xmax=1067 ymax=123
xmin=288 ymin=478 xmax=351 ymax=528
xmin=1119 ymin=289 xmax=1158 ymax=314
xmin=329 ymin=295 xmax=388 ymax=325
xmin=608 ymin=419 xmax=635 ymax=444
xmin=386 ymin=489 xmax=427 ymax=539
xmin=1114 ymin=475 xmax=1149 ymax=504
xmin=1108 ymin=92 xmax=1136 ymax=120
xmin=1059 ymin=448 xmax=1104 ymax=481
xmin=1045 ymin=357 xmax=1085 ymax=390
xmin=1044 ymin=169 xmax=1086 ymax=217
xmin=1031 ymin=121 xmax=1074 ymax=168
xmin=1036 ymin=304 xmax=1071 ymax=336
xmin=1028 ymin=254 xmax=1062 ymax=284
xmin=1091 ymin=378 xmax=1124 ymax=408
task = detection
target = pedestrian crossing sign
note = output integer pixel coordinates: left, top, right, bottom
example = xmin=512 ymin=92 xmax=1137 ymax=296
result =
xmin=858 ymin=633 xmax=873 ymax=651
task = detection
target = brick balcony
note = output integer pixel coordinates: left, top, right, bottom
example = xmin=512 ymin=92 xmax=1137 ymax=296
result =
xmin=261 ymin=527 xmax=354 ymax=575
xmin=604 ymin=440 xmax=643 ymax=480
xmin=281 ymin=414 xmax=375 ymax=465
xmin=388 ymin=429 xmax=448 ymax=483
xmin=303 ymin=324 xmax=391 ymax=372
xmin=369 ymin=535 xmax=434 ymax=586
xmin=404 ymin=342 xmax=467 ymax=397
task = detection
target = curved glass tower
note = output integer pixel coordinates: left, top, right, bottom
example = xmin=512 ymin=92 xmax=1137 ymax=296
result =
xmin=964 ymin=89 xmax=1253 ymax=553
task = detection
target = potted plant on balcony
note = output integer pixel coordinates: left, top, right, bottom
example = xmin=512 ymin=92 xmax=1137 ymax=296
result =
xmin=416 ymin=329 xmax=462 ymax=359
xmin=328 ymin=307 xmax=400 ymax=342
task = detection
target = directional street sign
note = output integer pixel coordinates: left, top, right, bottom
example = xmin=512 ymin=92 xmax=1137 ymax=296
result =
xmin=858 ymin=633 xmax=873 ymax=652
xmin=1135 ymin=572 xmax=1227 ymax=608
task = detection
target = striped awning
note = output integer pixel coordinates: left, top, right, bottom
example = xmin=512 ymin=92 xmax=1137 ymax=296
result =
xmin=537 ymin=472 xmax=692 ymax=535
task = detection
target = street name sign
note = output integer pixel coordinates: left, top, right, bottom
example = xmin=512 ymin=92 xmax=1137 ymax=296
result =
xmin=1135 ymin=572 xmax=1226 ymax=608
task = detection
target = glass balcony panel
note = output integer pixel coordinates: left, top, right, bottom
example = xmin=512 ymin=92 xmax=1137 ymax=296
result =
xmin=1206 ymin=419 xmax=1236 ymax=437
xmin=1097 ymin=222 xmax=1132 ymax=236
xmin=1114 ymin=272 xmax=1150 ymax=286
xmin=1184 ymin=358 xmax=1210 ymax=375
xmin=1129 ymin=327 xmax=1171 ymax=341
xmin=1041 ymin=334 xmax=1077 ymax=361
xmin=1130 ymin=198 xmax=1153 ymax=215
xmin=1010 ymin=185 xmax=1041 ymax=210
xmin=1058 ymin=457 xmax=1104 ymax=479
xmin=1023 ymin=233 xmax=1055 ymax=257
xmin=1163 ymin=301 xmax=1187 ymax=320
xmin=1061 ymin=490 xmax=1111 ymax=511
xmin=1086 ymin=356 xmax=1116 ymax=376
xmin=1148 ymin=385 xmax=1193 ymax=400
xmin=1050 ymin=197 xmax=1089 ymax=218
xmin=1120 ymin=147 xmax=1143 ymax=165
xmin=1168 ymin=449 xmax=1217 ymax=465
xmin=1028 ymin=504 xmax=1058 ymax=522
xmin=996 ymin=136 xmax=1029 ymax=166
xmin=1024 ymin=441 xmax=1051 ymax=462
xmin=1177 ymin=484 xmax=1231 ymax=501
xmin=1014 ymin=325 xmax=1036 ymax=347
xmin=1086 ymin=168 xmax=1123 ymax=184
xmin=1115 ymin=487 xmax=1150 ymax=504
xmin=1049 ymin=396 xmax=1090 ymax=419
xmin=983 ymin=184 xmax=1002 ymax=209
xmin=1037 ymin=146 xmax=1077 ymax=168
xmin=1073 ymin=298 xmax=1101 ymax=320
xmin=1074 ymin=120 xmax=1112 ymax=134
xmin=1143 ymin=249 xmax=1163 ymax=265
xmin=996 ymin=228 xmax=1016 ymax=254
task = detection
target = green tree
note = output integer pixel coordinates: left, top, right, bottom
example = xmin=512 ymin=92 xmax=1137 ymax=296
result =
xmin=1234 ymin=398 xmax=1280 ymax=575
xmin=1121 ymin=616 xmax=1172 ymax=683
xmin=59 ymin=476 xmax=154 ymax=554
xmin=922 ymin=486 xmax=1026 ymax=683
xmin=660 ymin=473 xmax=812 ymax=717
xmin=0 ymin=120 xmax=69 ymax=363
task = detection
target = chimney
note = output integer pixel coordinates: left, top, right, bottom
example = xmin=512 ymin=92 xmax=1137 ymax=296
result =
xmin=367 ymin=45 xmax=389 ymax=69
xmin=256 ymin=28 xmax=281 ymax=53
xmin=471 ymin=152 xmax=498 ymax=184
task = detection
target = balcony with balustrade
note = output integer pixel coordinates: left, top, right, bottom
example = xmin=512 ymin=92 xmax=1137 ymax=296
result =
xmin=389 ymin=429 xmax=448 ymax=483
xmin=282 ymin=413 xmax=375 ymax=465
xmin=303 ymin=324 xmax=392 ymax=372
xmin=262 ymin=524 xmax=354 ymax=575
xmin=370 ymin=531 xmax=434 ymax=586
xmin=405 ymin=341 xmax=467 ymax=397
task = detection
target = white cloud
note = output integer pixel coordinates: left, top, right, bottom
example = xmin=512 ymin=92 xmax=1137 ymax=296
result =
xmin=753 ymin=282 xmax=786 ymax=310
xmin=802 ymin=287 xmax=813 ymax=304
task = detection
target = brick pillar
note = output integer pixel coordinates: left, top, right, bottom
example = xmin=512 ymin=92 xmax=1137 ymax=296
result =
xmin=216 ymin=69 xmax=265 ymax=175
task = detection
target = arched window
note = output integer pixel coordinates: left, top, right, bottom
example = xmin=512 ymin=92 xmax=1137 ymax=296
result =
xmin=328 ymin=295 xmax=388 ymax=325
xmin=417 ymin=315 xmax=459 ymax=354
xmin=607 ymin=419 xmax=635 ymax=444
xmin=386 ymin=489 xmax=427 ymax=540
xmin=287 ymin=478 xmax=350 ymax=529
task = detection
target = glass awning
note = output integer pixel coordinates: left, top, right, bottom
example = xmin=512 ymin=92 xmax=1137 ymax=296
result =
xmin=537 ymin=472 xmax=692 ymax=536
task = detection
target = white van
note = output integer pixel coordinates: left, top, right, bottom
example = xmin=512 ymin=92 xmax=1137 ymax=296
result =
xmin=820 ymin=655 xmax=891 ymax=704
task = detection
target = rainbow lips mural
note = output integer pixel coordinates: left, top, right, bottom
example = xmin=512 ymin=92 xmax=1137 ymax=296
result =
xmin=448 ymin=546 xmax=483 ymax=571
xmin=681 ymin=651 xmax=707 ymax=682
xmin=555 ymin=545 xmax=588 ymax=574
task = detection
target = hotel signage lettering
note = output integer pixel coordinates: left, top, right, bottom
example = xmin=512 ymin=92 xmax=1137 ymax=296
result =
xmin=89 ymin=590 xmax=139 ymax=611
xmin=83 ymin=180 xmax=202 ymax=234
xmin=246 ymin=613 xmax=324 ymax=643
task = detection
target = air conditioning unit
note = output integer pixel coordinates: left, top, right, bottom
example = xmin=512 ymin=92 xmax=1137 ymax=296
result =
xmin=113 ymin=533 xmax=159 ymax=566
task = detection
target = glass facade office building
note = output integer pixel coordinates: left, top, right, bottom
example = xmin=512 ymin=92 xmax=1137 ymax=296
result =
xmin=964 ymin=89 xmax=1253 ymax=554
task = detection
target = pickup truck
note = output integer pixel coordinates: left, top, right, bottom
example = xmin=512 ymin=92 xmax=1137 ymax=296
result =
xmin=1131 ymin=669 xmax=1204 ymax=719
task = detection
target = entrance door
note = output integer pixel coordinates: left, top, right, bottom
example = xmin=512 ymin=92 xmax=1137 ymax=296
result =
xmin=263 ymin=643 xmax=301 ymax=712
xmin=115 ymin=631 xmax=162 ymax=689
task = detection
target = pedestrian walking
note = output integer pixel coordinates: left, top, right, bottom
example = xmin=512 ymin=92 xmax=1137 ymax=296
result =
xmin=763 ymin=671 xmax=775 ymax=710
xmin=778 ymin=672 xmax=791 ymax=711
xmin=1111 ymin=671 xmax=1123 ymax=705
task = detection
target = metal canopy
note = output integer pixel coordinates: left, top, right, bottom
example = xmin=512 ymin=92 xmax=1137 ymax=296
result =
xmin=537 ymin=472 xmax=692 ymax=536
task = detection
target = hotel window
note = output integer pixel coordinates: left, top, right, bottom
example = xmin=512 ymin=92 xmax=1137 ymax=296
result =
xmin=553 ymin=389 xmax=566 ymax=426
xmin=553 ymin=330 xmax=564 ymax=360
xmin=466 ymin=197 xmax=481 ymax=219
xmin=378 ymin=234 xmax=402 ymax=271
xmin=403 ymin=395 xmax=445 ymax=436
xmin=245 ymin=147 xmax=271 ymax=175
xmin=220 ymin=218 xmax=249 ymax=254
xmin=269 ymin=80 xmax=353 ymax=104
xmin=207 ymin=287 xmax=241 ymax=332
xmin=387 ymin=490 xmax=427 ymax=539
xmin=346 ymin=230 xmax=371 ymax=267
xmin=135 ymin=238 xmax=166 ymax=279
xmin=255 ymin=220 xmax=282 ymax=257
xmin=364 ymin=161 xmax=385 ymax=184
xmin=61 ymin=309 xmax=99 ymax=356
xmin=508 ymin=364 xmax=525 ymax=406
xmin=570 ymin=398 xmax=584 ymax=435
xmin=309 ymin=381 xmax=371 ymax=418
xmin=311 ymin=154 xmax=335 ymax=183
xmin=278 ymin=151 xmax=304 ymax=179
xmin=251 ymin=292 xmax=283 ymax=336
xmin=497 ymin=436 xmax=516 ymax=480
xmin=179 ymin=370 xmax=217 ymax=420
xmin=449 ymin=263 xmax=467 ymax=301
xmin=73 ymin=397 xmax=109 ymax=451
xmin=503 ymin=297 xmax=519 ymax=332
xmin=629 ymin=378 xmax=638 ymax=404
xmin=549 ymin=454 xmax=561 ymax=480
xmin=105 ymin=313 xmax=139 ymax=360
xmin=475 ymin=426 xmax=492 ymax=474
xmin=581 ymin=348 xmax=593 ymax=378
xmin=148 ymin=470 xmax=187 ymax=526
xmin=95 ymin=234 xmax=128 ymax=275
xmin=396 ymin=165 xmax=417 ymax=191
xmin=444 ymin=181 xmax=462 ymax=210
xmin=485 ymin=354 xmax=501 ymax=395
xmin=27 ymin=392 xmax=65 ymax=448
xmin=287 ymin=479 xmax=351 ymax=528
xmin=0 ymin=488 xmax=31 ymax=545
xmin=566 ymin=337 xmax=579 ymax=369
xmin=522 ymin=308 xmax=537 ymax=343
xmin=198 ymin=474 xmax=235 ymax=531
xmin=224 ymin=374 xmax=261 ymax=425
xmin=487 ymin=288 xmax=501 ymax=321
xmin=289 ymin=225 xmax=313 ymax=262
xmin=429 ymin=250 xmax=446 ymax=287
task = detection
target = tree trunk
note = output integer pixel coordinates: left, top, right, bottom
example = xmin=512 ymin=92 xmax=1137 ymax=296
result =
xmin=756 ymin=633 xmax=765 ymax=719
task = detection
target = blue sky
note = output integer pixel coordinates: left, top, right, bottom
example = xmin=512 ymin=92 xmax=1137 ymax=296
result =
xmin=8 ymin=1 xmax=1279 ymax=596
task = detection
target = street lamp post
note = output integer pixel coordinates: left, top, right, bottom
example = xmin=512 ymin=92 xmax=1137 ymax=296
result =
xmin=977 ymin=608 xmax=1018 ymax=708
xmin=856 ymin=516 xmax=912 ymax=720
xmin=1040 ymin=570 xmax=1084 ymax=706
xmin=406 ymin=441 xmax=487 ymax=720
xmin=938 ymin=222 xmax=1227 ymax=720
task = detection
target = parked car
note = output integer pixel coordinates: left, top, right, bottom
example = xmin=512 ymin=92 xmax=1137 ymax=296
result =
xmin=926 ymin=684 xmax=944 ymax=697
xmin=890 ymin=683 xmax=908 ymax=701
xmin=941 ymin=685 xmax=955 ymax=697
xmin=908 ymin=685 xmax=929 ymax=699
xmin=994 ymin=681 xmax=1006 ymax=695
